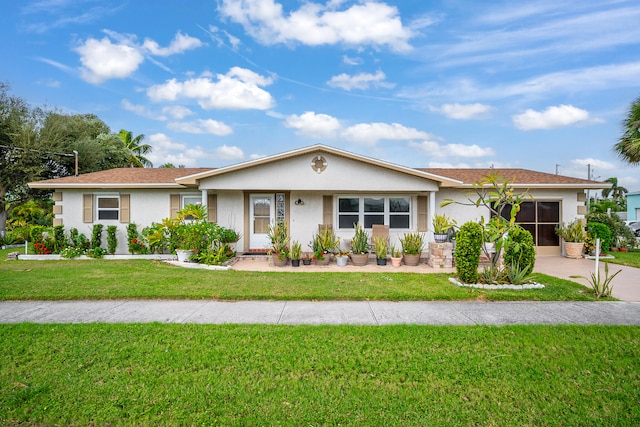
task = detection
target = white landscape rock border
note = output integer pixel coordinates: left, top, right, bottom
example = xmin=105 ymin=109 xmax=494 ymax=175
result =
xmin=449 ymin=277 xmax=545 ymax=290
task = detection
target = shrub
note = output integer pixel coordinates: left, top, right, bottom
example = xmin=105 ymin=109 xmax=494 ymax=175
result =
xmin=53 ymin=225 xmax=65 ymax=253
xmin=503 ymin=225 xmax=536 ymax=273
xmin=586 ymin=212 xmax=635 ymax=248
xmin=106 ymin=226 xmax=118 ymax=254
xmin=455 ymin=221 xmax=484 ymax=284
xmin=126 ymin=223 xmax=148 ymax=254
xmin=586 ymin=222 xmax=612 ymax=252
xmin=91 ymin=224 xmax=104 ymax=249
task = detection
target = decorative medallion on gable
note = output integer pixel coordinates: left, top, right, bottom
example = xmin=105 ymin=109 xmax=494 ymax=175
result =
xmin=311 ymin=155 xmax=327 ymax=174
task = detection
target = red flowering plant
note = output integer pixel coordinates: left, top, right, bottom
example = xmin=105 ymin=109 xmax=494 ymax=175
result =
xmin=33 ymin=235 xmax=55 ymax=254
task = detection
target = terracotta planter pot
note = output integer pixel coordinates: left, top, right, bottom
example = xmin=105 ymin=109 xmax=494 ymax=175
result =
xmin=350 ymin=253 xmax=369 ymax=266
xmin=272 ymin=255 xmax=289 ymax=266
xmin=390 ymin=256 xmax=402 ymax=267
xmin=403 ymin=253 xmax=420 ymax=266
xmin=563 ymin=242 xmax=585 ymax=259
xmin=314 ymin=257 xmax=330 ymax=265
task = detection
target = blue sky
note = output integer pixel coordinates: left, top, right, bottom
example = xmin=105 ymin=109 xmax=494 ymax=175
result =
xmin=2 ymin=0 xmax=640 ymax=191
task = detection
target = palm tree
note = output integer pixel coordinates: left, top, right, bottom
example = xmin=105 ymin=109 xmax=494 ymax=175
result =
xmin=117 ymin=129 xmax=153 ymax=168
xmin=613 ymin=96 xmax=640 ymax=165
xmin=601 ymin=177 xmax=628 ymax=201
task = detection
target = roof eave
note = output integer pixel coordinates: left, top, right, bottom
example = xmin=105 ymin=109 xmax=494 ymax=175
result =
xmin=28 ymin=183 xmax=195 ymax=189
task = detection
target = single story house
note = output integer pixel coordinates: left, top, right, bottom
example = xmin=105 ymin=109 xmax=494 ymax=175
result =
xmin=627 ymin=191 xmax=640 ymax=222
xmin=29 ymin=144 xmax=609 ymax=255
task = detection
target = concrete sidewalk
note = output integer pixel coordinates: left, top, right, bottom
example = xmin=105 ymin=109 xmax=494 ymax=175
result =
xmin=1 ymin=300 xmax=639 ymax=325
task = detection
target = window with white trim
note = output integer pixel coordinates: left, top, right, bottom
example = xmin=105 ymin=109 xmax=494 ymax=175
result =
xmin=182 ymin=195 xmax=201 ymax=208
xmin=338 ymin=196 xmax=411 ymax=229
xmin=97 ymin=196 xmax=119 ymax=220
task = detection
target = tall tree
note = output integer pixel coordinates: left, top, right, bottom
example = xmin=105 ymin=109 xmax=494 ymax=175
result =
xmin=39 ymin=113 xmax=130 ymax=175
xmin=601 ymin=177 xmax=628 ymax=201
xmin=0 ymin=83 xmax=45 ymax=238
xmin=117 ymin=129 xmax=153 ymax=168
xmin=614 ymin=96 xmax=640 ymax=165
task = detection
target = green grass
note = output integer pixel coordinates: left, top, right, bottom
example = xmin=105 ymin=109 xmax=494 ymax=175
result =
xmin=605 ymin=249 xmax=640 ymax=268
xmin=1 ymin=323 xmax=638 ymax=426
xmin=0 ymin=259 xmax=599 ymax=301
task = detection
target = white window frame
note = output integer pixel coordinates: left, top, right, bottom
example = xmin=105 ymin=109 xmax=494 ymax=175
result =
xmin=337 ymin=195 xmax=411 ymax=230
xmin=96 ymin=194 xmax=119 ymax=221
xmin=181 ymin=194 xmax=202 ymax=209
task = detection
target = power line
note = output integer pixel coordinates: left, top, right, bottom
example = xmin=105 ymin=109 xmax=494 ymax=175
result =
xmin=0 ymin=144 xmax=74 ymax=157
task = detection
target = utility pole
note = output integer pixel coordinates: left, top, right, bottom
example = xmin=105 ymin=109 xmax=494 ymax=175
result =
xmin=555 ymin=164 xmax=560 ymax=175
xmin=73 ymin=150 xmax=78 ymax=176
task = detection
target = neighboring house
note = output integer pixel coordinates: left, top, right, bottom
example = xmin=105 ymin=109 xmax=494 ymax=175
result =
xmin=627 ymin=191 xmax=640 ymax=222
xmin=29 ymin=144 xmax=609 ymax=255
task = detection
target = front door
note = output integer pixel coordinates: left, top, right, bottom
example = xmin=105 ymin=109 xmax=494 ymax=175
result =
xmin=250 ymin=194 xmax=274 ymax=250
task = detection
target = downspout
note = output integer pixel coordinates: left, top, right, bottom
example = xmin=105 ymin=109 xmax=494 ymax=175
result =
xmin=429 ymin=191 xmax=436 ymax=242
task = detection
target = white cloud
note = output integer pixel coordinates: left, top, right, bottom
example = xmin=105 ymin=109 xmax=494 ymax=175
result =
xmin=284 ymin=111 xmax=341 ymax=138
xmin=327 ymin=70 xmax=394 ymax=91
xmin=431 ymin=103 xmax=492 ymax=120
xmin=513 ymin=104 xmax=590 ymax=130
xmin=167 ymin=119 xmax=233 ymax=136
xmin=218 ymin=0 xmax=414 ymax=52
xmin=410 ymin=140 xmax=495 ymax=158
xmin=562 ymin=158 xmax=617 ymax=181
xmin=75 ymin=36 xmax=144 ymax=84
xmin=121 ymin=99 xmax=166 ymax=120
xmin=342 ymin=122 xmax=430 ymax=146
xmin=147 ymin=67 xmax=274 ymax=110
xmin=75 ymin=31 xmax=205 ymax=84
xmin=214 ymin=145 xmax=245 ymax=160
xmin=342 ymin=54 xmax=362 ymax=65
xmin=142 ymin=32 xmax=203 ymax=56
xmin=146 ymin=133 xmax=195 ymax=167
xmin=162 ymin=105 xmax=194 ymax=120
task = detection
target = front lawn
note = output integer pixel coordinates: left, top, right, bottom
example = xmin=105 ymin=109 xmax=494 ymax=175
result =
xmin=0 ymin=259 xmax=598 ymax=301
xmin=1 ymin=324 xmax=638 ymax=426
xmin=605 ymin=249 xmax=640 ymax=268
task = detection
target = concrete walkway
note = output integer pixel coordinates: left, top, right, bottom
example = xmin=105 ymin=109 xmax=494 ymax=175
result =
xmin=1 ymin=300 xmax=639 ymax=325
xmin=534 ymin=256 xmax=640 ymax=302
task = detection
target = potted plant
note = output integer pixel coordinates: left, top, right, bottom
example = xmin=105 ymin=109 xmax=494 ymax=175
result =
xmin=433 ymin=214 xmax=456 ymax=242
xmin=399 ymin=232 xmax=425 ymax=266
xmin=373 ymin=235 xmax=389 ymax=265
xmin=390 ymin=244 xmax=402 ymax=267
xmin=336 ymin=250 xmax=349 ymax=267
xmin=349 ymin=222 xmax=370 ymax=266
xmin=311 ymin=226 xmax=339 ymax=263
xmin=267 ymin=222 xmax=290 ymax=266
xmin=290 ymin=240 xmax=302 ymax=267
xmin=555 ymin=219 xmax=586 ymax=259
xmin=172 ymin=204 xmax=209 ymax=262
xmin=302 ymin=252 xmax=312 ymax=265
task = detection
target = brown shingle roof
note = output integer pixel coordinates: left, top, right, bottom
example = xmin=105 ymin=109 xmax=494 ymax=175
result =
xmin=29 ymin=167 xmax=213 ymax=189
xmin=418 ymin=168 xmax=608 ymax=187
